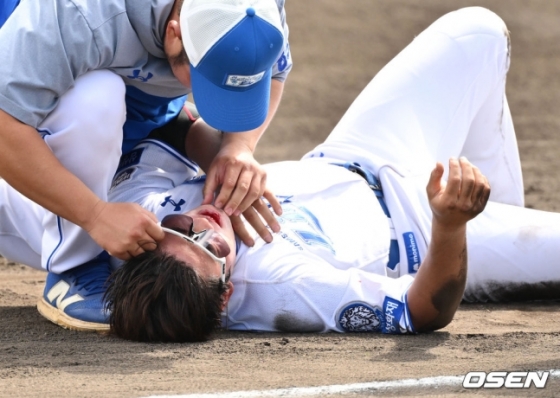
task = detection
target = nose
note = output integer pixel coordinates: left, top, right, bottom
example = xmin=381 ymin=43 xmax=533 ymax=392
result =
xmin=192 ymin=216 xmax=214 ymax=233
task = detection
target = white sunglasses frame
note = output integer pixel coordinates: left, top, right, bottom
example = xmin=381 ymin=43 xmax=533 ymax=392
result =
xmin=160 ymin=225 xmax=226 ymax=283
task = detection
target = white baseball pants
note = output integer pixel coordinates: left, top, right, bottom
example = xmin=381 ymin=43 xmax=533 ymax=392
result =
xmin=0 ymin=70 xmax=125 ymax=273
xmin=303 ymin=7 xmax=560 ymax=302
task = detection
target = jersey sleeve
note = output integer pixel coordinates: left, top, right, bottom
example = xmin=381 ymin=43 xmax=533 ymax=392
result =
xmin=226 ymin=246 xmax=416 ymax=334
xmin=271 ymin=0 xmax=293 ymax=82
xmin=0 ymin=0 xmax=102 ymax=127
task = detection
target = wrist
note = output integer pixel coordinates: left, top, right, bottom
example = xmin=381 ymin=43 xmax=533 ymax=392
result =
xmin=221 ymin=129 xmax=262 ymax=153
xmin=431 ymin=217 xmax=467 ymax=238
xmin=79 ymin=199 xmax=107 ymax=233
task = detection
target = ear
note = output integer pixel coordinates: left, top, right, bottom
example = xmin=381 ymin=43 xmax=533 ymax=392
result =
xmin=164 ymin=19 xmax=183 ymax=53
xmin=221 ymin=281 xmax=234 ymax=311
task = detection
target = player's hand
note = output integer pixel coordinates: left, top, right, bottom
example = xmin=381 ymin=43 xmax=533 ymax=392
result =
xmin=84 ymin=201 xmax=165 ymax=260
xmin=426 ymin=157 xmax=491 ymax=228
xmin=230 ymin=188 xmax=283 ymax=246
xmin=202 ymin=140 xmax=268 ymax=217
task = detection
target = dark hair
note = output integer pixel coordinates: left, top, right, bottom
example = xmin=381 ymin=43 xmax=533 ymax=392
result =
xmin=105 ymin=251 xmax=228 ymax=342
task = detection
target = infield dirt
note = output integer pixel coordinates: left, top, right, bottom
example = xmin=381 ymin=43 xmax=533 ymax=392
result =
xmin=2 ymin=1 xmax=560 ymax=397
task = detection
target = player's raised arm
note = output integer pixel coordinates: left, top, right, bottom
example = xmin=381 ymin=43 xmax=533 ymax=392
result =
xmin=186 ymin=82 xmax=284 ymax=245
xmin=407 ymin=157 xmax=491 ymax=332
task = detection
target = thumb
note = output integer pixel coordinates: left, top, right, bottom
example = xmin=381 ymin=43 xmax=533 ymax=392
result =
xmin=426 ymin=162 xmax=445 ymax=199
xmin=202 ymin=168 xmax=218 ymax=205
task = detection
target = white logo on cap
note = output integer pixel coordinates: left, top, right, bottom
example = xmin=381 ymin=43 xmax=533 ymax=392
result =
xmin=225 ymin=71 xmax=265 ymax=87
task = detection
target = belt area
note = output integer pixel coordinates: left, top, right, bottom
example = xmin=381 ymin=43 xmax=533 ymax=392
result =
xmin=332 ymin=162 xmax=400 ymax=274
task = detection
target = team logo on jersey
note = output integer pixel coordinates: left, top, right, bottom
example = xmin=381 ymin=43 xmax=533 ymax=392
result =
xmin=127 ymin=69 xmax=153 ymax=82
xmin=337 ymin=302 xmax=383 ymax=332
xmin=161 ymin=195 xmax=185 ymax=211
xmin=403 ymin=232 xmax=421 ymax=273
xmin=111 ymin=167 xmax=135 ymax=189
xmin=277 ymin=204 xmax=335 ymax=254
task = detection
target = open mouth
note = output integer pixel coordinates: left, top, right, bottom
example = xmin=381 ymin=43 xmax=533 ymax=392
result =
xmin=200 ymin=210 xmax=221 ymax=227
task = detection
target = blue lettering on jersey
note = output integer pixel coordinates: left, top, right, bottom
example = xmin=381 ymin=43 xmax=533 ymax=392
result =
xmin=383 ymin=297 xmax=405 ymax=334
xmin=277 ymin=52 xmax=288 ymax=72
xmin=275 ymin=195 xmax=293 ymax=204
xmin=161 ymin=196 xmax=185 ymax=212
xmin=278 ymin=204 xmax=335 ymax=254
xmin=183 ymin=175 xmax=206 ymax=185
xmin=292 ymin=231 xmax=332 ymax=251
xmin=117 ymin=148 xmax=144 ymax=172
xmin=279 ymin=232 xmax=303 ymax=251
xmin=127 ymin=69 xmax=153 ymax=82
xmin=403 ymin=232 xmax=421 ymax=273
xmin=111 ymin=167 xmax=135 ymax=189
xmin=337 ymin=302 xmax=383 ymax=332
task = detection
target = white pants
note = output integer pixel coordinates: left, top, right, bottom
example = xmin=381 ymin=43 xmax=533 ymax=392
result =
xmin=303 ymin=7 xmax=560 ymax=302
xmin=0 ymin=70 xmax=125 ymax=273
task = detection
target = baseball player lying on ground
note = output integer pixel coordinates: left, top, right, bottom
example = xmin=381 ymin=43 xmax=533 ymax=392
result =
xmin=99 ymin=7 xmax=560 ymax=342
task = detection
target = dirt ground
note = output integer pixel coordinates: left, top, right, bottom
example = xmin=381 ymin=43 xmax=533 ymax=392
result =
xmin=2 ymin=1 xmax=560 ymax=397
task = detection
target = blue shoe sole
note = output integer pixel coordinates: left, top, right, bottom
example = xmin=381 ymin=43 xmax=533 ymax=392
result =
xmin=37 ymin=297 xmax=110 ymax=333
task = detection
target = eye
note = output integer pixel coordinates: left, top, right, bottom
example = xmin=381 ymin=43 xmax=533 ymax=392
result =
xmin=204 ymin=243 xmax=219 ymax=257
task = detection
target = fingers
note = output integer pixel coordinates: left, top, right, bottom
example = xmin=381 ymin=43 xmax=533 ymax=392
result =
xmin=230 ymin=193 xmax=283 ymax=246
xmin=471 ymin=164 xmax=491 ymax=212
xmin=444 ymin=157 xmax=462 ymax=199
xmin=205 ymin=164 xmax=268 ymax=217
xmin=202 ymin=166 xmax=219 ymax=205
xmin=263 ymin=188 xmax=283 ymax=216
xmin=456 ymin=157 xmax=475 ymax=208
xmin=426 ymin=162 xmax=445 ymax=199
xmin=252 ymin=197 xmax=281 ymax=234
xmin=232 ymin=171 xmax=265 ymax=217
xmin=90 ymin=203 xmax=164 ymax=261
xmin=145 ymin=216 xmax=165 ymax=242
xmin=231 ymin=215 xmax=254 ymax=246
xmin=239 ymin=201 xmax=279 ymax=244
xmin=428 ymin=156 xmax=492 ymax=226
xmin=241 ymin=208 xmax=271 ymax=245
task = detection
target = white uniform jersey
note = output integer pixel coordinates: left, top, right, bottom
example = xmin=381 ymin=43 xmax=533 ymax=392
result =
xmin=109 ymin=140 xmax=416 ymax=334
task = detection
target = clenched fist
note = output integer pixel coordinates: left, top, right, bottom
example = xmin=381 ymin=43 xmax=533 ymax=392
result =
xmin=426 ymin=157 xmax=491 ymax=228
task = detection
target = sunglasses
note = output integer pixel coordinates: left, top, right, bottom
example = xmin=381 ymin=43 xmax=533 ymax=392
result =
xmin=160 ymin=219 xmax=226 ymax=283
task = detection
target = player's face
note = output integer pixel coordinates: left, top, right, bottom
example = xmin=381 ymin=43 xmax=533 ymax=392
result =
xmin=167 ymin=47 xmax=192 ymax=89
xmin=158 ymin=205 xmax=237 ymax=281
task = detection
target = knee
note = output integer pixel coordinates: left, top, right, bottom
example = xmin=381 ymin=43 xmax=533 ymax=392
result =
xmin=65 ymin=70 xmax=126 ymax=151
xmin=430 ymin=7 xmax=510 ymax=70
xmin=435 ymin=7 xmax=509 ymax=41
xmin=73 ymin=70 xmax=126 ymax=128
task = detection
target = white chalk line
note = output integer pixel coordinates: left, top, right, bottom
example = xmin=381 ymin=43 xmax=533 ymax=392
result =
xmin=143 ymin=369 xmax=560 ymax=398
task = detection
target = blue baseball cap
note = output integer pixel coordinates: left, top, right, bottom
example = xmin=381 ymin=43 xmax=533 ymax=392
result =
xmin=180 ymin=0 xmax=285 ymax=132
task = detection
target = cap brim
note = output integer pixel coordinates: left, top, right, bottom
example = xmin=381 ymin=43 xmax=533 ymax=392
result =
xmin=190 ymin=65 xmax=271 ymax=132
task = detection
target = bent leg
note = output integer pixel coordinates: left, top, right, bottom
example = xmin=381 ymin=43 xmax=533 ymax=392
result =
xmin=465 ymin=202 xmax=560 ymax=302
xmin=37 ymin=70 xmax=126 ymax=273
xmin=0 ymin=180 xmax=43 ymax=268
xmin=303 ymin=7 xmax=519 ymax=204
